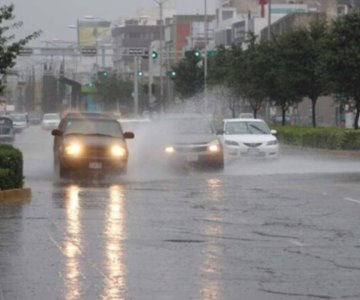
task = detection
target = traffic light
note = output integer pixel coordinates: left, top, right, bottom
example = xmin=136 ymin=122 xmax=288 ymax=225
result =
xmin=167 ymin=70 xmax=176 ymax=78
xmin=151 ymin=51 xmax=158 ymax=59
xmin=185 ymin=49 xmax=202 ymax=60
xmin=137 ymin=70 xmax=144 ymax=77
xmin=97 ymin=70 xmax=109 ymax=78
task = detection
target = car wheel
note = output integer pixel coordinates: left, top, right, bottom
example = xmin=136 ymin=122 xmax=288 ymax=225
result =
xmin=59 ymin=164 xmax=69 ymax=179
xmin=117 ymin=166 xmax=127 ymax=175
xmin=211 ymin=160 xmax=224 ymax=171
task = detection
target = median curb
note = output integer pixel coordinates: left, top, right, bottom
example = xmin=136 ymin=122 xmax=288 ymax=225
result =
xmin=0 ymin=187 xmax=32 ymax=203
xmin=281 ymin=144 xmax=360 ymax=158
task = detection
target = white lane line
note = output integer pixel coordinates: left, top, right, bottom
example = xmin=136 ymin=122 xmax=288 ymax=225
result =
xmin=289 ymin=239 xmax=305 ymax=247
xmin=344 ymin=197 xmax=360 ymax=204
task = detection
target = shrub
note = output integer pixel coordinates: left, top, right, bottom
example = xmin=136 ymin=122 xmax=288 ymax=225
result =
xmin=273 ymin=126 xmax=360 ymax=151
xmin=0 ymin=144 xmax=24 ymax=190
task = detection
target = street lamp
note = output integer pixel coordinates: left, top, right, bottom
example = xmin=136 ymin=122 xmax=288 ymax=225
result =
xmin=154 ymin=0 xmax=168 ymax=112
xmin=204 ymin=0 xmax=208 ymax=113
xmin=268 ymin=0 xmax=272 ymax=41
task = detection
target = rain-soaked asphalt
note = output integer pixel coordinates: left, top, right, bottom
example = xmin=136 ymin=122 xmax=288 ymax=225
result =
xmin=1 ymin=124 xmax=360 ymax=300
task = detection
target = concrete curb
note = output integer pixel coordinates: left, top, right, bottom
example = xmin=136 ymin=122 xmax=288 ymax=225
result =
xmin=0 ymin=187 xmax=32 ymax=203
xmin=281 ymin=144 xmax=360 ymax=158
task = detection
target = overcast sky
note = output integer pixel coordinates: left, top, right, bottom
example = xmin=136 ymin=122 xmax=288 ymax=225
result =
xmin=4 ymin=0 xmax=216 ymax=46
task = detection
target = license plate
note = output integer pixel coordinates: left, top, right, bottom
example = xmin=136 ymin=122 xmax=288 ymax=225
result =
xmin=247 ymin=149 xmax=259 ymax=156
xmin=186 ymin=154 xmax=198 ymax=162
xmin=89 ymin=162 xmax=102 ymax=169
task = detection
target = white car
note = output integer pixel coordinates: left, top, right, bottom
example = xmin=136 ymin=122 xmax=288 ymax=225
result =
xmin=220 ymin=118 xmax=279 ymax=160
xmin=41 ymin=113 xmax=61 ymax=130
xmin=8 ymin=113 xmax=28 ymax=133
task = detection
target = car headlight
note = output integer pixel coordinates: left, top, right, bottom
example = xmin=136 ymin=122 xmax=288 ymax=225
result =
xmin=225 ymin=140 xmax=239 ymax=146
xmin=208 ymin=140 xmax=221 ymax=153
xmin=65 ymin=143 xmax=82 ymax=156
xmin=111 ymin=145 xmax=127 ymax=158
xmin=165 ymin=146 xmax=175 ymax=154
xmin=267 ymin=139 xmax=278 ymax=146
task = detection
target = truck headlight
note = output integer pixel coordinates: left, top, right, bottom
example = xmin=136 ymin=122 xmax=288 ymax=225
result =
xmin=111 ymin=145 xmax=127 ymax=157
xmin=165 ymin=146 xmax=175 ymax=154
xmin=65 ymin=143 xmax=82 ymax=156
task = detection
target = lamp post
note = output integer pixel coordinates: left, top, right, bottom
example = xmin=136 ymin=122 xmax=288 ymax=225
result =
xmin=267 ymin=0 xmax=272 ymax=41
xmin=154 ymin=0 xmax=168 ymax=113
xmin=204 ymin=0 xmax=208 ymax=113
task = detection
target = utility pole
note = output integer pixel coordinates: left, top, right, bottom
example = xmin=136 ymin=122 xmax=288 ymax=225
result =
xmin=267 ymin=0 xmax=272 ymax=41
xmin=154 ymin=0 xmax=168 ymax=113
xmin=204 ymin=0 xmax=208 ymax=113
xmin=133 ymin=56 xmax=139 ymax=116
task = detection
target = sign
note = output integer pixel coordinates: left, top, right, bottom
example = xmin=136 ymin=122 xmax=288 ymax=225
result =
xmin=19 ymin=48 xmax=33 ymax=56
xmin=232 ymin=21 xmax=246 ymax=46
xmin=81 ymin=47 xmax=97 ymax=56
xmin=41 ymin=47 xmax=76 ymax=56
xmin=127 ymin=48 xmax=147 ymax=56
xmin=78 ymin=19 xmax=111 ymax=47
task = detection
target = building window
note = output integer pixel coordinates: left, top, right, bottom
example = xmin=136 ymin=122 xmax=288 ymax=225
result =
xmin=129 ymin=32 xmax=141 ymax=38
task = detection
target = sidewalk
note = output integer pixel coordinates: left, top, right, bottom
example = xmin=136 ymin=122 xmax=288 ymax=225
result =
xmin=0 ymin=187 xmax=31 ymax=203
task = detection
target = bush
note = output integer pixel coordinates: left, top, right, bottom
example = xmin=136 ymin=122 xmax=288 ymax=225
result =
xmin=0 ymin=144 xmax=24 ymax=190
xmin=273 ymin=126 xmax=360 ymax=151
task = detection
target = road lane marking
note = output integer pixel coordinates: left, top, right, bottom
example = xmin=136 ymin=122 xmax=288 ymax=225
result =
xmin=289 ymin=239 xmax=305 ymax=247
xmin=344 ymin=197 xmax=360 ymax=204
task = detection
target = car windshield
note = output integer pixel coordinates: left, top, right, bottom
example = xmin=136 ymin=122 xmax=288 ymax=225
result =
xmin=9 ymin=114 xmax=26 ymax=122
xmin=159 ymin=117 xmax=213 ymax=134
xmin=44 ymin=114 xmax=60 ymax=120
xmin=63 ymin=119 xmax=123 ymax=138
xmin=0 ymin=118 xmax=12 ymax=126
xmin=225 ymin=121 xmax=270 ymax=135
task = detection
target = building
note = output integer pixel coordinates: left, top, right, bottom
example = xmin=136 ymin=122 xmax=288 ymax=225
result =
xmin=213 ymin=0 xmax=356 ymax=47
xmin=164 ymin=14 xmax=216 ymax=64
xmin=112 ymin=20 xmax=161 ymax=74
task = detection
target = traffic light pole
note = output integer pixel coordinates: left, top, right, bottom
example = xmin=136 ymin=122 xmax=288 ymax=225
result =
xmin=133 ymin=56 xmax=139 ymax=116
xmin=148 ymin=55 xmax=153 ymax=109
xmin=204 ymin=0 xmax=208 ymax=113
xmin=154 ymin=0 xmax=168 ymax=113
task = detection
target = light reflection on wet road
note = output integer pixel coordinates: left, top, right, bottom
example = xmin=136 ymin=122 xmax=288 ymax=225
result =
xmin=1 ymin=125 xmax=360 ymax=299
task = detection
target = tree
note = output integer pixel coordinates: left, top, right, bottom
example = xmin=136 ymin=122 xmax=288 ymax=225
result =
xmin=325 ymin=12 xmax=360 ymax=129
xmin=95 ymin=73 xmax=133 ymax=112
xmin=294 ymin=19 xmax=329 ymax=128
xmin=208 ymin=45 xmax=242 ymax=117
xmin=232 ymin=35 xmax=272 ymax=119
xmin=0 ymin=4 xmax=41 ymax=93
xmin=266 ymin=31 xmax=308 ymax=125
xmin=170 ymin=50 xmax=204 ymax=100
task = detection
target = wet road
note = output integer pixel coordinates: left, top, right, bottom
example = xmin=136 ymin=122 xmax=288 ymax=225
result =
xmin=1 ymin=125 xmax=360 ymax=300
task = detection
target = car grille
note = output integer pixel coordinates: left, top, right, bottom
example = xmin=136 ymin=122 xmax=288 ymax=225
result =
xmin=174 ymin=144 xmax=208 ymax=153
xmin=243 ymin=143 xmax=262 ymax=148
xmin=85 ymin=146 xmax=108 ymax=158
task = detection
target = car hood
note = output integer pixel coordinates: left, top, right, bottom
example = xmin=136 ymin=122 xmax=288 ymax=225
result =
xmin=63 ymin=135 xmax=126 ymax=147
xmin=169 ymin=133 xmax=218 ymax=145
xmin=223 ymin=134 xmax=276 ymax=143
xmin=43 ymin=120 xmax=59 ymax=123
xmin=13 ymin=121 xmax=27 ymax=126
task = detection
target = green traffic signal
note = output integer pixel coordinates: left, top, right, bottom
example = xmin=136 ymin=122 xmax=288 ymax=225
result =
xmin=137 ymin=70 xmax=144 ymax=77
xmin=194 ymin=49 xmax=201 ymax=57
xmin=151 ymin=51 xmax=158 ymax=59
xmin=167 ymin=70 xmax=176 ymax=78
xmin=185 ymin=49 xmax=202 ymax=60
xmin=98 ymin=70 xmax=109 ymax=77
